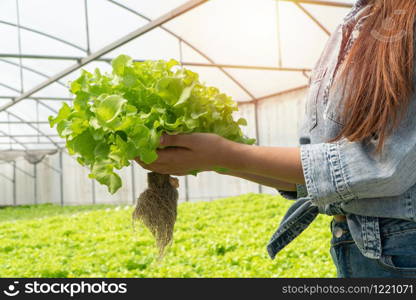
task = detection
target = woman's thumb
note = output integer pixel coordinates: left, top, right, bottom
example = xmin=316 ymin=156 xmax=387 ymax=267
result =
xmin=159 ymin=133 xmax=192 ymax=148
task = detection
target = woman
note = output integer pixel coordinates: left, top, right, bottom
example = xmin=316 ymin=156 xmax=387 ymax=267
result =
xmin=136 ymin=0 xmax=416 ymax=277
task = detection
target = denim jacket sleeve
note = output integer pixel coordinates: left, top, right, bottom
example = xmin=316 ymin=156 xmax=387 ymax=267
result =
xmin=301 ymin=101 xmax=416 ymax=208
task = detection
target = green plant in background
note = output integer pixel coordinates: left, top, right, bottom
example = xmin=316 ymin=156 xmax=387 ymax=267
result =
xmin=0 ymin=194 xmax=336 ymax=278
xmin=49 ymin=55 xmax=255 ymax=194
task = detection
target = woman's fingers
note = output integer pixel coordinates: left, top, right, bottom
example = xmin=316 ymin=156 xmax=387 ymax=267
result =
xmin=134 ymin=148 xmax=175 ymax=166
xmin=160 ymin=133 xmax=196 ymax=148
xmin=134 ymin=141 xmax=194 ymax=174
xmin=134 ymin=157 xmax=160 ymax=171
xmin=134 ymin=152 xmax=186 ymax=174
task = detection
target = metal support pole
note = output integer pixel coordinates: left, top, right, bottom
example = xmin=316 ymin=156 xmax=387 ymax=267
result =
xmin=84 ymin=0 xmax=91 ymax=54
xmin=36 ymin=100 xmax=40 ymax=143
xmin=294 ymin=2 xmax=331 ymax=36
xmin=92 ymin=180 xmax=96 ymax=205
xmin=15 ymin=0 xmax=24 ymax=93
xmin=0 ymin=54 xmax=311 ymax=72
xmin=178 ymin=37 xmax=189 ymax=202
xmin=34 ymin=163 xmax=37 ymax=205
xmin=131 ymin=163 xmax=136 ymax=204
xmin=5 ymin=161 xmax=33 ymax=177
xmin=0 ymin=130 xmax=28 ymax=150
xmin=184 ymin=176 xmax=190 ymax=202
xmin=0 ymin=95 xmax=73 ymax=101
xmin=59 ymin=150 xmax=64 ymax=206
xmin=238 ymin=85 xmax=308 ymax=105
xmin=7 ymin=101 xmax=11 ymax=150
xmin=178 ymin=39 xmax=183 ymax=67
xmin=0 ymin=142 xmax=65 ymax=145
xmin=0 ymin=20 xmax=87 ymax=52
xmin=0 ymin=58 xmax=67 ymax=88
xmin=0 ymin=173 xmax=13 ymax=182
xmin=12 ymin=161 xmax=16 ymax=205
xmin=5 ymin=111 xmax=61 ymax=148
xmin=253 ymin=102 xmax=263 ymax=194
xmin=0 ymin=134 xmax=59 ymax=138
xmin=0 ymin=121 xmax=49 ymax=124
xmin=275 ymin=0 xmax=283 ymax=68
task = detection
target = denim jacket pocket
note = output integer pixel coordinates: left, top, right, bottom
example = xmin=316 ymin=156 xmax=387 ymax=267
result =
xmin=306 ymin=66 xmax=327 ymax=132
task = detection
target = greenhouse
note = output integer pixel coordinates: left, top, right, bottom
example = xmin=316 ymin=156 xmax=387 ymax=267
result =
xmin=8 ymin=0 xmax=416 ymax=281
xmin=0 ymin=0 xmax=354 ymax=206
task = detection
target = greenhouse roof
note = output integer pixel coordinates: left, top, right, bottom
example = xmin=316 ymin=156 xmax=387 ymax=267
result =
xmin=0 ymin=0 xmax=354 ymax=151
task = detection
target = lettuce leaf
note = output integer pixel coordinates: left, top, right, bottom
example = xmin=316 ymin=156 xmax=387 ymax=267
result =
xmin=49 ymin=55 xmax=255 ymax=194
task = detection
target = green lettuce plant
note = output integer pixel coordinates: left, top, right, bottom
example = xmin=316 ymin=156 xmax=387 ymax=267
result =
xmin=49 ymin=55 xmax=255 ymax=194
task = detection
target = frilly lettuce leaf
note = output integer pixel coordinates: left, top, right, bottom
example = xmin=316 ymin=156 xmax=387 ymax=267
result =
xmin=49 ymin=55 xmax=255 ymax=194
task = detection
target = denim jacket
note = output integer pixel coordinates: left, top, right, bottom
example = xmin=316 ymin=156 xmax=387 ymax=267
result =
xmin=267 ymin=0 xmax=416 ymax=260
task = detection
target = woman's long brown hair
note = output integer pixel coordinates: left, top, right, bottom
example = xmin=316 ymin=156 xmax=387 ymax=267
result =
xmin=332 ymin=0 xmax=416 ymax=152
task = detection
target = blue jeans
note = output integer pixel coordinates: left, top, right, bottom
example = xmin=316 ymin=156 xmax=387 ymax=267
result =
xmin=330 ymin=217 xmax=416 ymax=278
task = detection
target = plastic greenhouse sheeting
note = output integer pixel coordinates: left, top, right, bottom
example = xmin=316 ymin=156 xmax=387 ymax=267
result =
xmin=0 ymin=0 xmax=357 ymax=205
xmin=0 ymin=0 xmax=354 ymax=151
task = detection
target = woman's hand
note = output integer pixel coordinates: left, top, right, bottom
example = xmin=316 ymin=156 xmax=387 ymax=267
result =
xmin=135 ymin=132 xmax=305 ymax=187
xmin=135 ymin=133 xmax=234 ymax=176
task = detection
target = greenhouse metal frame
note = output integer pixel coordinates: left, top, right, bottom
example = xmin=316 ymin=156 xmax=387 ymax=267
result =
xmin=0 ymin=0 xmax=353 ymax=206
